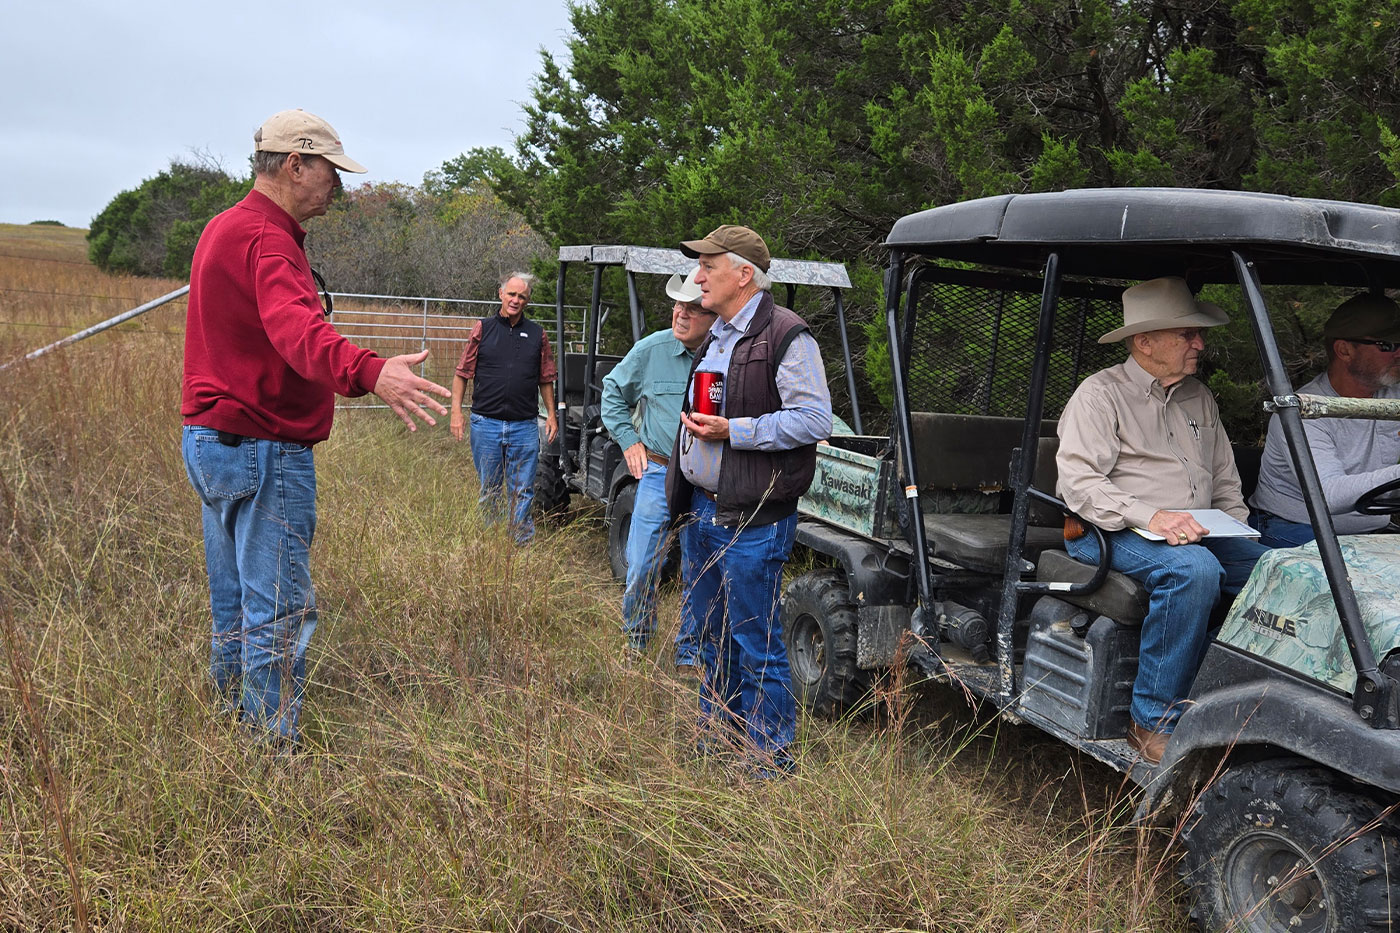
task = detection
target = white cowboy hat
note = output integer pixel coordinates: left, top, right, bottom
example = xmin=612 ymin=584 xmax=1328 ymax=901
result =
xmin=1099 ymin=276 xmax=1229 ymax=344
xmin=665 ymin=267 xmax=703 ymax=303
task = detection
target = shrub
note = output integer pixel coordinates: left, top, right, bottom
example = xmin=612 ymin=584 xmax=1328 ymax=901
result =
xmin=86 ymin=159 xmax=250 ymax=278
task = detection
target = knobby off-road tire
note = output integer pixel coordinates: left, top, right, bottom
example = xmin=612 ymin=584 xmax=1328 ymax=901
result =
xmin=781 ymin=568 xmax=871 ymax=717
xmin=1180 ymin=760 xmax=1400 ymax=933
xmin=534 ymin=451 xmax=571 ymax=519
xmin=607 ymin=481 xmax=635 ymax=583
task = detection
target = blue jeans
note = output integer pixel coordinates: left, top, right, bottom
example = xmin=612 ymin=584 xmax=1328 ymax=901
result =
xmin=1066 ymin=529 xmax=1269 ymax=733
xmin=622 ymin=462 xmax=691 ymax=659
xmin=680 ymin=490 xmax=798 ymax=766
xmin=1249 ymin=511 xmax=1316 ymax=549
xmin=182 ymin=426 xmax=318 ymax=743
xmin=469 ymin=413 xmax=539 ymax=544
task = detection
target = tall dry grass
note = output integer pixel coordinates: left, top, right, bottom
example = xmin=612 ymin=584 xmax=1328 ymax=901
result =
xmin=0 ymin=222 xmax=1189 ymax=931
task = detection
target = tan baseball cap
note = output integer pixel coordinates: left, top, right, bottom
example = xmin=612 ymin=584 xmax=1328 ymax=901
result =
xmin=254 ymin=109 xmax=367 ymax=173
xmin=1323 ymin=293 xmax=1400 ymax=341
xmin=680 ymin=225 xmax=771 ymax=272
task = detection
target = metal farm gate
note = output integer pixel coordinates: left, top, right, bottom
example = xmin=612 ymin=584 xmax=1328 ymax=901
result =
xmin=322 ymin=291 xmax=588 ymax=410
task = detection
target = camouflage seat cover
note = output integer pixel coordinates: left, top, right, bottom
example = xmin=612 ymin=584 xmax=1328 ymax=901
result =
xmin=1219 ymin=535 xmax=1400 ymax=692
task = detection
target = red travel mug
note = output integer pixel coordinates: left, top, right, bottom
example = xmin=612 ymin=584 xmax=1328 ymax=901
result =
xmin=693 ymin=371 xmax=724 ymax=416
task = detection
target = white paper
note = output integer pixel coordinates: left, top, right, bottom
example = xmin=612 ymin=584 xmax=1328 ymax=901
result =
xmin=1133 ymin=509 xmax=1261 ymax=541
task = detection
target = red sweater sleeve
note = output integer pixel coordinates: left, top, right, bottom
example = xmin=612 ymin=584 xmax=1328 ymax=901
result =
xmin=255 ymin=248 xmax=385 ymax=395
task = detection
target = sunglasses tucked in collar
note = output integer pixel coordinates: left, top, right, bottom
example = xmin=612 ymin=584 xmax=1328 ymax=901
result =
xmin=311 ymin=268 xmax=333 ymax=318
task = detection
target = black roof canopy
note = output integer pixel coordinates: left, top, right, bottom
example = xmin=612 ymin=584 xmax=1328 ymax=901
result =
xmin=885 ymin=188 xmax=1400 ymax=288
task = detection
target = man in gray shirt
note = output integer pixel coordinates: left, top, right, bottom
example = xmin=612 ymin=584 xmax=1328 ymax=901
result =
xmin=1250 ymin=293 xmax=1400 ymax=547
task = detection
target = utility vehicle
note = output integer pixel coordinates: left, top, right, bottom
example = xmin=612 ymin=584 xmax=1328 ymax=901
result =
xmin=541 ymin=244 xmax=859 ymax=579
xmin=784 ymin=188 xmax=1400 ymax=932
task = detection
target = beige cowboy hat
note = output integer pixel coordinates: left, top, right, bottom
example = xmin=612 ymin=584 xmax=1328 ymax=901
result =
xmin=665 ymin=267 xmax=703 ymax=303
xmin=1099 ymin=276 xmax=1229 ymax=344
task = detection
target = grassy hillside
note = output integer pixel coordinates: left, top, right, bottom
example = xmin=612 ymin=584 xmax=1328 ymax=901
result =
xmin=0 ymin=223 xmax=1190 ymax=931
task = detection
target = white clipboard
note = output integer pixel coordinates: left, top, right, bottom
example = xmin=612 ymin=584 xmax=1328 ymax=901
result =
xmin=1133 ymin=509 xmax=1261 ymax=541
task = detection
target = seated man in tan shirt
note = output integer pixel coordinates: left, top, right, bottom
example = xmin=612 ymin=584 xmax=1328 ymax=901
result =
xmin=1056 ymin=277 xmax=1270 ymax=765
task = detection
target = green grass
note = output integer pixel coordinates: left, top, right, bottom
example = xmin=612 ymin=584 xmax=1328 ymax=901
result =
xmin=0 ymin=229 xmax=1191 ymax=931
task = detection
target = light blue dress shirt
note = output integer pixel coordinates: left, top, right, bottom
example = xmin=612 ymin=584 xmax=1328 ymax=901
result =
xmin=679 ymin=292 xmax=833 ymax=491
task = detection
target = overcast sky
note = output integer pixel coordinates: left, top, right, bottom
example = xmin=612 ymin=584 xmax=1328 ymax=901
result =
xmin=0 ymin=0 xmax=575 ymax=228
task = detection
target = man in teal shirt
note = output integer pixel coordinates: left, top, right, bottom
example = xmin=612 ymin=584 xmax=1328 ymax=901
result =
xmin=602 ymin=269 xmax=715 ymax=668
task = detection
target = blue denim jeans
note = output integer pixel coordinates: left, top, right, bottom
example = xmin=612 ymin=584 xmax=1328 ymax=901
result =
xmin=1067 ymin=528 xmax=1269 ymax=733
xmin=1249 ymin=510 xmax=1316 ymax=549
xmin=622 ymin=462 xmax=689 ymax=658
xmin=469 ymin=413 xmax=539 ymax=544
xmin=680 ymin=490 xmax=798 ymax=767
xmin=182 ymin=426 xmax=318 ymax=743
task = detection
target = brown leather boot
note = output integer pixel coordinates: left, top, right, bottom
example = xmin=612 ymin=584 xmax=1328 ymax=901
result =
xmin=1127 ymin=721 xmax=1169 ymax=766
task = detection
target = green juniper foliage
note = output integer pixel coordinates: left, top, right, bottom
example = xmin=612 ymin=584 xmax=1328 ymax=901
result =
xmin=470 ymin=0 xmax=1400 ymax=434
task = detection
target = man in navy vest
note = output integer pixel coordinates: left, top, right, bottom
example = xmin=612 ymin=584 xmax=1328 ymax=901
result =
xmin=450 ymin=272 xmax=558 ymax=544
xmin=666 ymin=226 xmax=833 ymax=776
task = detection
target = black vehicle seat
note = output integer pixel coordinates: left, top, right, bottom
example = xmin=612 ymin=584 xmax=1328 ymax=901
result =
xmin=1035 ymin=551 xmax=1149 ymax=626
xmin=1028 ymin=434 xmax=1147 ymax=628
xmin=563 ymin=353 xmax=624 ymax=426
xmin=908 ymin=412 xmax=1063 ymax=572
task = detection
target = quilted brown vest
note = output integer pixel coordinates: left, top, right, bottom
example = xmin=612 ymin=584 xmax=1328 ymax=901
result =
xmin=666 ymin=291 xmax=819 ymax=527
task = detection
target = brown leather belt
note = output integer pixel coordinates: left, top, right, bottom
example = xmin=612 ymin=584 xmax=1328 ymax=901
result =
xmin=646 ymin=449 xmax=669 ymax=467
xmin=696 ymin=488 xmax=717 ymax=502
xmin=1063 ymin=516 xmax=1088 ymax=541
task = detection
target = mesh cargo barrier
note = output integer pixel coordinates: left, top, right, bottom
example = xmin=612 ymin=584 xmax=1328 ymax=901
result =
xmin=901 ymin=266 xmax=1127 ymax=420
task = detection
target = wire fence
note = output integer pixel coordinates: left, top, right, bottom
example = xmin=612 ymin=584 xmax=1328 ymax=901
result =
xmin=1 ymin=284 xmax=588 ymax=396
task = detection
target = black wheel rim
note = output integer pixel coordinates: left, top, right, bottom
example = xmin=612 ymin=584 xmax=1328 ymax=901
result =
xmin=1223 ymin=831 xmax=1328 ymax=933
xmin=789 ymin=611 xmax=826 ymax=687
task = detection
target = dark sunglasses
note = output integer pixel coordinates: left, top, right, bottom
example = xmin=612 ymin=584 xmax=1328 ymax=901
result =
xmin=1346 ymin=338 xmax=1400 ymax=353
xmin=311 ymin=268 xmax=333 ymax=318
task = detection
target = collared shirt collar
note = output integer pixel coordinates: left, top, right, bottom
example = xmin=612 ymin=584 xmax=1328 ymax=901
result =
xmin=243 ymin=189 xmax=306 ymax=247
xmin=1124 ymin=354 xmax=1188 ymax=399
xmin=710 ymin=291 xmax=764 ymax=338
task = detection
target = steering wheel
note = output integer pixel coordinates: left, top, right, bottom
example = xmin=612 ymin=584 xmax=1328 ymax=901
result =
xmin=1353 ymin=475 xmax=1400 ymax=515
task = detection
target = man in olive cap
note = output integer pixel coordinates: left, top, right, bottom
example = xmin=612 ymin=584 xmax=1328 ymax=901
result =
xmin=666 ymin=225 xmax=833 ymax=776
xmin=1057 ymin=276 xmax=1269 ymax=765
xmin=182 ymin=109 xmax=450 ymax=747
xmin=1251 ymin=292 xmax=1400 ymax=547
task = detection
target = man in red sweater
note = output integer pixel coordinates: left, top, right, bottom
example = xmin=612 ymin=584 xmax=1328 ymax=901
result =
xmin=181 ymin=109 xmax=449 ymax=746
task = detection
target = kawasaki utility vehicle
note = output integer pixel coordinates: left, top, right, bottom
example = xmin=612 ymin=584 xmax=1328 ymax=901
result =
xmin=540 ymin=244 xmax=859 ymax=579
xmin=784 ymin=189 xmax=1400 ymax=931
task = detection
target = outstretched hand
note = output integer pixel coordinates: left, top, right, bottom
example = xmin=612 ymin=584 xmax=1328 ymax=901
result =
xmin=373 ymin=350 xmax=450 ymax=431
